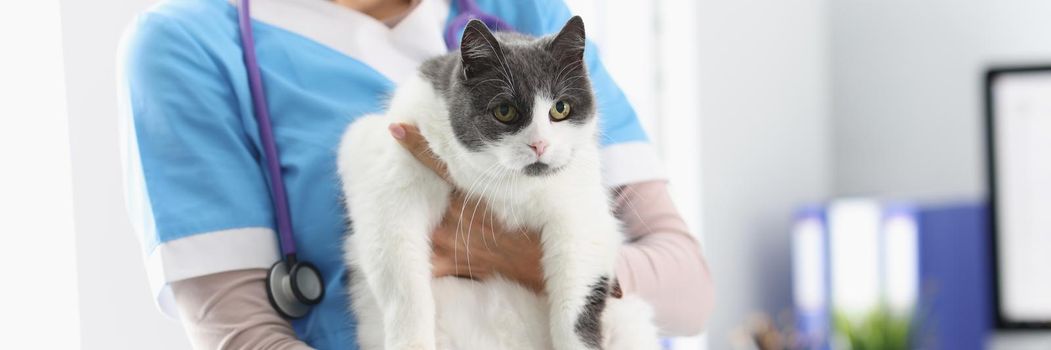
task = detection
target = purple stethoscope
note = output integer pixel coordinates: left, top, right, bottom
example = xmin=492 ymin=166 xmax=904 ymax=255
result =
xmin=235 ymin=0 xmax=513 ymax=319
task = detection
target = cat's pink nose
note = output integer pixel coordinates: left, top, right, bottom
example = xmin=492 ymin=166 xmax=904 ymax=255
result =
xmin=529 ymin=140 xmax=548 ymax=157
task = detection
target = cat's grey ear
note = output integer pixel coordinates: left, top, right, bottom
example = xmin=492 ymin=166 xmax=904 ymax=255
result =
xmin=547 ymin=16 xmax=586 ymax=64
xmin=460 ymin=19 xmax=502 ymax=80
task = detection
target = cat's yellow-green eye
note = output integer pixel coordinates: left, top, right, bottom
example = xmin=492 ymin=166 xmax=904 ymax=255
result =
xmin=492 ymin=103 xmax=518 ymax=123
xmin=549 ymin=100 xmax=571 ymax=121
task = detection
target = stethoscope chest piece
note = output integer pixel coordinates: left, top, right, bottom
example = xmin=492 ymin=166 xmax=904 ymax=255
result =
xmin=266 ymin=259 xmax=325 ymax=319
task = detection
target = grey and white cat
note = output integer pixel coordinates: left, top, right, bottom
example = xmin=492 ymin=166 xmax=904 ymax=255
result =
xmin=338 ymin=17 xmax=659 ymax=350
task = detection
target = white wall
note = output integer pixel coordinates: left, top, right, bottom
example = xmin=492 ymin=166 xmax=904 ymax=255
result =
xmin=1 ymin=1 xmax=81 ymax=347
xmin=696 ymin=0 xmax=830 ymax=348
xmin=59 ymin=0 xmax=192 ymax=349
xmin=829 ymin=0 xmax=1051 ymax=199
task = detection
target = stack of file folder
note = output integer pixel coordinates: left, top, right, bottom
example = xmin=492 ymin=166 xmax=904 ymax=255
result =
xmin=792 ymin=199 xmax=992 ymax=349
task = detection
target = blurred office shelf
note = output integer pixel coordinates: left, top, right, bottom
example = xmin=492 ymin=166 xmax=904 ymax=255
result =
xmin=792 ymin=200 xmax=992 ymax=350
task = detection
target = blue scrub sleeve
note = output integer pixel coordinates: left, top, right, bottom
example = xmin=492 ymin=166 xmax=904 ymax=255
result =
xmin=122 ymin=13 xmax=274 ymax=251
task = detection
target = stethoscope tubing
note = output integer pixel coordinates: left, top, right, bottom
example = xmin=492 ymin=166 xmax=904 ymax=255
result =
xmin=237 ymin=0 xmax=298 ymax=257
xmin=444 ymin=0 xmax=514 ymax=51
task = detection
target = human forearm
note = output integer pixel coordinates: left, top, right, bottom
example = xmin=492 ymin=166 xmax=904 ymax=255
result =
xmin=616 ymin=232 xmax=714 ymax=336
xmin=613 ymin=181 xmax=715 ymax=336
xmin=170 ymin=269 xmax=314 ymax=350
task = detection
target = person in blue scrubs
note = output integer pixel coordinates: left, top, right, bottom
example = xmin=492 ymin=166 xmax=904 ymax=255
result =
xmin=120 ymin=0 xmax=714 ymax=348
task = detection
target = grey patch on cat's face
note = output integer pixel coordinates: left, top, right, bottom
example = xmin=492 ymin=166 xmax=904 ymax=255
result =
xmin=523 ymin=162 xmax=558 ymax=176
xmin=420 ymin=16 xmax=594 ymax=154
xmin=575 ymin=275 xmax=612 ymax=349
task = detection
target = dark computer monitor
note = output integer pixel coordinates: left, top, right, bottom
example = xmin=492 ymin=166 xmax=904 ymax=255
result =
xmin=985 ymin=66 xmax=1051 ymax=329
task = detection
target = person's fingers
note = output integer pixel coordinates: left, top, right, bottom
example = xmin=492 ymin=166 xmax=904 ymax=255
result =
xmin=389 ymin=123 xmax=451 ymax=182
xmin=431 ymin=253 xmax=453 ymax=278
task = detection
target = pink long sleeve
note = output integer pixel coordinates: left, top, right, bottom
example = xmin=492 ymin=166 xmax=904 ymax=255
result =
xmin=170 ymin=269 xmax=314 ymax=350
xmin=613 ymin=181 xmax=715 ymax=336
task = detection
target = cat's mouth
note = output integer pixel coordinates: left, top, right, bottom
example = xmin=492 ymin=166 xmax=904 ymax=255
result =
xmin=522 ymin=162 xmax=562 ymax=177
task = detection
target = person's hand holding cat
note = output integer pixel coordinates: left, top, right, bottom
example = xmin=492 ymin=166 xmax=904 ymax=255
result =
xmin=389 ymin=122 xmax=546 ymax=293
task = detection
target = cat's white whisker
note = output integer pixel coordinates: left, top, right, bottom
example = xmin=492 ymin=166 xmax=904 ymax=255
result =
xmin=554 ymin=60 xmax=584 ymax=84
xmin=484 ymin=167 xmax=508 ymax=250
xmin=490 ymin=167 xmax=514 ymax=248
xmin=510 ymin=171 xmax=533 ymax=244
xmin=484 ymin=91 xmax=513 ymax=111
xmin=455 ymin=163 xmax=501 ymax=276
xmin=468 ymin=163 xmax=503 ymax=254
xmin=474 ymin=32 xmax=517 ymax=95
xmin=616 ymin=180 xmax=657 ymax=237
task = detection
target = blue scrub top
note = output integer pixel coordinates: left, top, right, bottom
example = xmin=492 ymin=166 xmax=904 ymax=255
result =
xmin=120 ymin=0 xmax=658 ymax=348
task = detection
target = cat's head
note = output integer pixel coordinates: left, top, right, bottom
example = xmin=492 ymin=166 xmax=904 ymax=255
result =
xmin=446 ymin=16 xmax=595 ymax=177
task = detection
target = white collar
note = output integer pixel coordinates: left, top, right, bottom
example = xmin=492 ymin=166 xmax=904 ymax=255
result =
xmin=234 ymin=0 xmax=451 ymax=84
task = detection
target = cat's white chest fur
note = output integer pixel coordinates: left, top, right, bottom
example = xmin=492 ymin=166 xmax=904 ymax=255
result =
xmin=338 ymin=16 xmax=659 ymax=350
xmin=338 ymin=73 xmax=658 ymax=350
